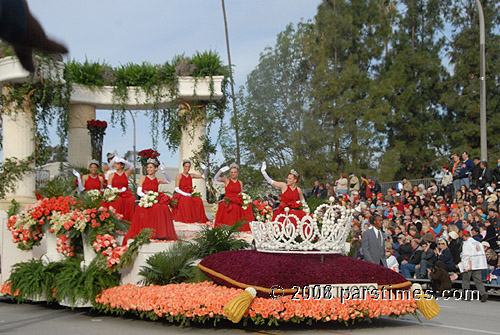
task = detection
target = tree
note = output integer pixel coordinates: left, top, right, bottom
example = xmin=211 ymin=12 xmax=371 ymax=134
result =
xmin=378 ymin=0 xmax=449 ymax=179
xmin=440 ymin=0 xmax=500 ymax=163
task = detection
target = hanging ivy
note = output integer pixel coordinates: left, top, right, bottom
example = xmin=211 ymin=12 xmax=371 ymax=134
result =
xmin=0 ymin=46 xmax=229 ymax=200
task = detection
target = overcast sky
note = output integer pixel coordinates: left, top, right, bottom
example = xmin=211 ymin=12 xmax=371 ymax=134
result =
xmin=21 ymin=0 xmax=321 ymax=168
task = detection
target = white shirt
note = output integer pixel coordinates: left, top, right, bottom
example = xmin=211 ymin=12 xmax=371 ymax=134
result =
xmin=461 ymin=237 xmax=488 ymax=270
xmin=386 ymin=255 xmax=399 ymax=273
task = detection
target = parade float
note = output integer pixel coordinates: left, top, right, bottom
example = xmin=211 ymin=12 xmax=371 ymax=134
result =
xmin=0 ymin=51 xmax=439 ymax=327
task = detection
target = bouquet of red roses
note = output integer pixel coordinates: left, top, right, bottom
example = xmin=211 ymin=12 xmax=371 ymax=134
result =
xmin=138 ymin=149 xmax=160 ymax=166
xmin=87 ymin=119 xmax=107 ymax=163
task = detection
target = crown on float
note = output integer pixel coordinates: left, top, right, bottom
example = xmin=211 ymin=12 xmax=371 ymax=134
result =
xmin=249 ymin=200 xmax=354 ymax=254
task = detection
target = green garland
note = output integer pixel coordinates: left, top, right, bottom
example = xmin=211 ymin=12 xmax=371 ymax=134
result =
xmin=0 ymin=156 xmax=35 ymax=199
xmin=0 ymin=48 xmax=229 ymax=200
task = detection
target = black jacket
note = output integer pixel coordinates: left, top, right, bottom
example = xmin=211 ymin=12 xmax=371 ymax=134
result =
xmin=448 ymin=239 xmax=461 ymax=264
xmin=437 ymin=248 xmax=456 ymax=272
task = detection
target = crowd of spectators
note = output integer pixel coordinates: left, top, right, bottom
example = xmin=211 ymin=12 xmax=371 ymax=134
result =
xmin=307 ymin=152 xmax=500 ymax=300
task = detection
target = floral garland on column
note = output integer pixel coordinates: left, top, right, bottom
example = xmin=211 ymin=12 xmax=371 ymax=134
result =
xmin=87 ymin=119 xmax=107 ymax=164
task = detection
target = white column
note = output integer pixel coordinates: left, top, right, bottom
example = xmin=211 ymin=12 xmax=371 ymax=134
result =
xmin=178 ymin=102 xmax=207 ymax=202
xmin=0 ymin=87 xmax=44 ymax=285
xmin=67 ymin=104 xmax=95 ymax=167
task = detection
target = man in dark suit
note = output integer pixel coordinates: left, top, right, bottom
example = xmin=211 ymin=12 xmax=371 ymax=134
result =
xmin=362 ymin=214 xmax=387 ymax=267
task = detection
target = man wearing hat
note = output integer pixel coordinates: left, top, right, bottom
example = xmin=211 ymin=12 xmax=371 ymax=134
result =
xmin=461 ymin=230 xmax=488 ymax=302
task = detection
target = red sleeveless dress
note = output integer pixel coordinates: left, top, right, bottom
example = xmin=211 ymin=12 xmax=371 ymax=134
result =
xmin=104 ymin=172 xmax=135 ymax=223
xmin=84 ymin=175 xmax=101 ymax=191
xmin=272 ymin=186 xmax=307 ymax=222
xmin=171 ymin=174 xmax=209 ymax=223
xmin=214 ymin=179 xmax=254 ymax=231
xmin=123 ymin=177 xmax=177 ymax=245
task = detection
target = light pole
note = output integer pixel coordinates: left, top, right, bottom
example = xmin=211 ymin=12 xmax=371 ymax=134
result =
xmin=128 ymin=110 xmax=137 ymax=176
xmin=475 ymin=0 xmax=487 ymax=161
xmin=221 ymin=0 xmax=241 ymax=166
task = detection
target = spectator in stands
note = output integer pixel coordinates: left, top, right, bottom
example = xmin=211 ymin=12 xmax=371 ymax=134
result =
xmin=401 ymin=177 xmax=412 ymax=193
xmin=336 ymin=172 xmax=349 ymax=196
xmin=435 ymin=238 xmax=456 ymax=272
xmin=398 ymin=235 xmax=413 ymax=263
xmin=318 ymin=183 xmax=328 ymax=199
xmin=478 ymin=161 xmax=493 ymax=191
xmin=483 ymin=219 xmax=498 ymax=247
xmin=482 ymin=241 xmax=498 ymax=267
xmin=472 ymin=227 xmax=482 ymax=242
xmin=447 ymin=231 xmax=461 ymax=266
xmin=420 ymin=240 xmax=437 ymax=277
xmin=311 ymin=181 xmax=320 ymax=198
xmin=452 ymin=153 xmax=462 ymax=193
xmin=476 ymin=193 xmax=487 ymax=208
xmin=493 ymin=158 xmax=500 ymax=182
xmin=428 ymin=180 xmax=438 ymax=195
xmin=459 ymin=151 xmax=475 ymax=189
xmin=441 ymin=165 xmax=453 ymax=197
xmin=348 ymin=173 xmax=359 ymax=195
xmin=386 ymin=248 xmax=399 ymax=273
xmin=462 ymin=219 xmax=472 ymax=234
xmin=450 ymin=212 xmax=463 ymax=230
xmin=429 ymin=261 xmax=452 ymax=295
xmin=359 ymin=174 xmax=368 ymax=200
xmin=400 ymin=239 xmax=424 ymax=279
xmin=325 ymin=182 xmax=335 ymax=198
xmin=472 ymin=156 xmax=482 ymax=187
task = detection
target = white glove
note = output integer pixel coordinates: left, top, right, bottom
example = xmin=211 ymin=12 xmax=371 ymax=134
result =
xmin=72 ymin=169 xmax=84 ymax=192
xmin=200 ymin=162 xmax=208 ymax=179
xmin=261 ymin=162 xmax=274 ymax=185
xmin=214 ymin=166 xmax=230 ymax=183
xmin=160 ymin=162 xmax=172 ymax=184
xmin=119 ymin=187 xmax=127 ymax=193
xmin=117 ymin=157 xmax=134 ymax=169
xmin=175 ymin=187 xmax=192 ymax=197
xmin=136 ymin=187 xmax=145 ymax=197
xmin=108 ymin=155 xmax=119 ymax=169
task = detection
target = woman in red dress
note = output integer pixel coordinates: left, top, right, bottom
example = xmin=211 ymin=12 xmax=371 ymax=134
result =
xmin=123 ymin=159 xmax=177 ymax=245
xmin=213 ymin=164 xmax=254 ymax=231
xmin=171 ymin=159 xmax=209 ymax=223
xmin=73 ymin=160 xmax=105 ymax=191
xmin=260 ymin=162 xmax=307 ymax=222
xmin=105 ymin=156 xmax=135 ymax=222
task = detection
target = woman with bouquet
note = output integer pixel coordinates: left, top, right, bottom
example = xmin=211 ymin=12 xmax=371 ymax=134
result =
xmin=123 ymin=159 xmax=176 ymax=244
xmin=213 ymin=163 xmax=254 ymax=231
xmin=104 ymin=155 xmax=135 ymax=222
xmin=171 ymin=159 xmax=209 ymax=223
xmin=73 ymin=160 xmax=105 ymax=192
xmin=260 ymin=162 xmax=307 ymax=222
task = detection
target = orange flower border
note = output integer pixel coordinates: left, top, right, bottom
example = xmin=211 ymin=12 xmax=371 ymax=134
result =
xmin=93 ymin=281 xmax=419 ymax=326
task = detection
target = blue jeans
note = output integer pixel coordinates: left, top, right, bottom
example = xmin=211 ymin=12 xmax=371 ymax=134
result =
xmin=458 ymin=177 xmax=470 ymax=190
xmin=401 ymin=263 xmax=417 ymax=279
xmin=453 ymin=179 xmax=461 ymax=193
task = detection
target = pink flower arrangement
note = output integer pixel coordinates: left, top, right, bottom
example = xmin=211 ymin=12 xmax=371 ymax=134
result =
xmin=56 ymin=234 xmax=74 ymax=257
xmin=93 ymin=234 xmax=127 ymax=268
xmin=7 ymin=196 xmax=77 ymax=250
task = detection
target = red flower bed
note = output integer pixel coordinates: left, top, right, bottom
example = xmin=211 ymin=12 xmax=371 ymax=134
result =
xmin=199 ymin=250 xmax=409 ymax=296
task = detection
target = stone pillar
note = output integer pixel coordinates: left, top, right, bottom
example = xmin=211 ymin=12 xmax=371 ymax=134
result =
xmin=0 ymin=87 xmax=44 ymax=285
xmin=67 ymin=104 xmax=95 ymax=167
xmin=178 ymin=102 xmax=207 ymax=202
